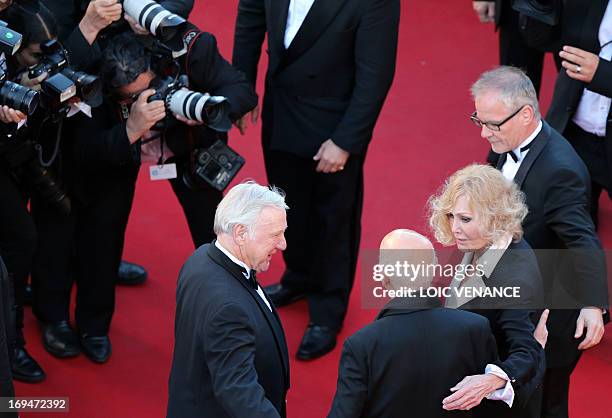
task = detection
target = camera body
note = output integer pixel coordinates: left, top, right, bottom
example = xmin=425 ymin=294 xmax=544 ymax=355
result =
xmin=148 ymin=74 xmax=232 ymax=132
xmin=183 ymin=140 xmax=245 ymax=192
xmin=28 ymin=40 xmax=102 ymax=109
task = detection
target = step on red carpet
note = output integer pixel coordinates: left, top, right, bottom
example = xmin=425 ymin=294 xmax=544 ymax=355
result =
xmin=15 ymin=1 xmax=612 ymax=417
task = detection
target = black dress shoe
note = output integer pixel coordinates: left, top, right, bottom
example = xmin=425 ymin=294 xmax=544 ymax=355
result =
xmin=117 ymin=260 xmax=148 ymax=285
xmin=296 ymin=323 xmax=337 ymax=361
xmin=11 ymin=347 xmax=45 ymax=383
xmin=42 ymin=321 xmax=81 ymax=358
xmin=80 ymin=334 xmax=111 ymax=363
xmin=263 ymin=283 xmax=306 ymax=307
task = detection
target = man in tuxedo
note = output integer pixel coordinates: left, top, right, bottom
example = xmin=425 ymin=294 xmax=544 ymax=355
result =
xmin=232 ymin=0 xmax=400 ymax=360
xmin=470 ymin=66 xmax=609 ymax=418
xmin=547 ymin=0 xmax=612 ymax=228
xmin=167 ymin=182 xmax=290 ymax=418
xmin=328 ymin=229 xmax=500 ymax=418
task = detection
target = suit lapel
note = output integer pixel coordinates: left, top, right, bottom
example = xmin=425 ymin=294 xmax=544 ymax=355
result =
xmin=269 ymin=0 xmax=290 ymax=54
xmin=206 ymin=244 xmax=290 ymax=386
xmin=283 ymin=0 xmax=348 ymax=66
xmin=512 ymin=122 xmax=551 ymax=188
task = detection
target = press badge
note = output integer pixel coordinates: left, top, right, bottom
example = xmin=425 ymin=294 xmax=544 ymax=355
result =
xmin=149 ymin=163 xmax=177 ymax=181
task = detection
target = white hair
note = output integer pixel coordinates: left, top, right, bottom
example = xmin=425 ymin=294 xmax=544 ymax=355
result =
xmin=214 ymin=181 xmax=288 ymax=235
xmin=470 ymin=66 xmax=541 ymax=119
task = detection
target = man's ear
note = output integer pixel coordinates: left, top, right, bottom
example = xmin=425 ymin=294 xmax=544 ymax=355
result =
xmin=233 ymin=224 xmax=248 ymax=245
xmin=521 ymin=105 xmax=536 ymax=125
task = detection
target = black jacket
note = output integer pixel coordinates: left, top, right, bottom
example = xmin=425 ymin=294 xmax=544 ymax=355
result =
xmin=462 ymin=239 xmax=546 ymax=416
xmin=167 ymin=243 xmax=289 ymax=418
xmin=546 ymin=0 xmax=612 ymax=188
xmin=0 ymin=257 xmax=15 ymax=405
xmin=327 ymin=297 xmax=498 ymax=418
xmin=496 ymin=121 xmax=609 ymax=367
xmin=233 ymin=0 xmax=400 ymax=157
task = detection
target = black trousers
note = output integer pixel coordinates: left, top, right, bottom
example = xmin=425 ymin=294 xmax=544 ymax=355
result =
xmin=541 ymin=357 xmax=582 ymax=418
xmin=498 ymin=0 xmax=546 ymax=94
xmin=32 ymin=171 xmax=137 ymax=335
xmin=564 ymin=121 xmax=611 ymax=229
xmin=0 ymin=167 xmax=36 ymax=347
xmin=32 ymin=161 xmax=220 ymax=333
xmin=263 ymin=148 xmax=364 ymax=330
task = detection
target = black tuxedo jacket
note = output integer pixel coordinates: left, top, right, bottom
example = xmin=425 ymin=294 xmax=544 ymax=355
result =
xmin=327 ymin=297 xmax=498 ymax=418
xmin=232 ymin=0 xmax=400 ymax=157
xmin=166 ymin=243 xmax=290 ymax=418
xmin=462 ymin=239 xmax=545 ymax=416
xmin=546 ymin=0 xmax=612 ymax=184
xmin=496 ymin=122 xmax=609 ymax=367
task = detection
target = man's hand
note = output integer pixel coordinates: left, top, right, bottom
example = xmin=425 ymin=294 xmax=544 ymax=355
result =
xmin=79 ymin=0 xmax=123 ymax=45
xmin=442 ymin=374 xmax=506 ymax=411
xmin=0 ymin=105 xmax=26 ymax=124
xmin=124 ymin=13 xmax=149 ymax=36
xmin=19 ymin=71 xmax=47 ymax=91
xmin=559 ymin=46 xmax=600 ymax=84
xmin=534 ymin=309 xmax=550 ymax=348
xmin=234 ymin=104 xmax=259 ymax=135
xmin=575 ymin=307 xmax=605 ymax=350
xmin=313 ymin=139 xmax=349 ymax=173
xmin=126 ymin=89 xmax=166 ymax=143
xmin=473 ymin=1 xmax=495 ymax=23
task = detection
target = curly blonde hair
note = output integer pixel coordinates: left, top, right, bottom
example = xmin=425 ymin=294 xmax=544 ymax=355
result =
xmin=428 ymin=164 xmax=528 ymax=246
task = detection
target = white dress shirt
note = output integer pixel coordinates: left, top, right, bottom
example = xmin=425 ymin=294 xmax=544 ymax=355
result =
xmin=502 ymin=121 xmax=543 ymax=180
xmin=572 ymin=0 xmax=612 ymax=137
xmin=215 ymin=240 xmax=272 ymax=311
xmin=284 ymin=0 xmax=316 ymax=48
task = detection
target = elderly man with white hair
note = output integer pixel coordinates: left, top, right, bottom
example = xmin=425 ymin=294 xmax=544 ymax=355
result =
xmin=327 ymin=229 xmax=499 ymax=418
xmin=167 ymin=182 xmax=290 ymax=418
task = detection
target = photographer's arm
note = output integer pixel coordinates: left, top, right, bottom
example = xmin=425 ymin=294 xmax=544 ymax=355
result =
xmin=189 ymin=33 xmax=258 ymax=121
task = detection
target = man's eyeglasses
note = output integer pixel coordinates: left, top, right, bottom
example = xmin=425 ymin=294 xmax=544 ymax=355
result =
xmin=470 ymin=105 xmax=525 ymax=132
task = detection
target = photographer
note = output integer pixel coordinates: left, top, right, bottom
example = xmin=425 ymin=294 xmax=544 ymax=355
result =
xmin=55 ymin=27 xmax=255 ymax=363
xmin=40 ymin=0 xmax=195 ymax=285
xmin=0 ymin=1 xmax=62 ymax=383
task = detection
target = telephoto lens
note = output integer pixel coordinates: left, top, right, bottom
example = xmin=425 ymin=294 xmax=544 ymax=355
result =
xmin=168 ymin=89 xmax=232 ymax=132
xmin=123 ymin=0 xmax=186 ymax=43
xmin=0 ymin=80 xmax=39 ymax=115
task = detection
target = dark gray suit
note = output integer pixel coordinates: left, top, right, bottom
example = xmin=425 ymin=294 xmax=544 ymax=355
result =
xmin=167 ymin=243 xmax=290 ymax=418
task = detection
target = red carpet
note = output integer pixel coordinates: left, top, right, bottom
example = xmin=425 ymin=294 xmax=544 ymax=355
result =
xmin=15 ymin=1 xmax=612 ymax=417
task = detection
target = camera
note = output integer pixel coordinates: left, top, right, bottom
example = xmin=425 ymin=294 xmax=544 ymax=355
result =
xmin=29 ymin=40 xmax=102 ymax=109
xmin=0 ymin=20 xmax=22 ymax=55
xmin=0 ymin=21 xmax=38 ymax=115
xmin=183 ymin=140 xmax=245 ymax=192
xmin=148 ymin=75 xmax=232 ymax=132
xmin=122 ymin=0 xmax=186 ymax=50
xmin=0 ymin=63 xmax=39 ymax=115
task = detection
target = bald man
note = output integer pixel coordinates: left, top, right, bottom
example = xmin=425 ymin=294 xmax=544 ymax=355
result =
xmin=327 ymin=230 xmax=499 ymax=418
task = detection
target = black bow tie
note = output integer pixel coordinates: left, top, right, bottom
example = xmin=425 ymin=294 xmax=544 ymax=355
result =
xmin=243 ymin=268 xmax=259 ymax=290
xmin=506 ymin=141 xmax=533 ymax=163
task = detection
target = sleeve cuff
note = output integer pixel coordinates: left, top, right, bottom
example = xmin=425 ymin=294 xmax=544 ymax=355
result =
xmin=485 ymin=364 xmax=515 ymax=408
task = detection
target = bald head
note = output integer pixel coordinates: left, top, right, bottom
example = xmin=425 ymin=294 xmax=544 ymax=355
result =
xmin=379 ymin=230 xmax=436 ymax=290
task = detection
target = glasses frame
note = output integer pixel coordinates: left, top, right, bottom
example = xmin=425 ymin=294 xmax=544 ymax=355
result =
xmin=470 ymin=105 xmax=526 ymax=132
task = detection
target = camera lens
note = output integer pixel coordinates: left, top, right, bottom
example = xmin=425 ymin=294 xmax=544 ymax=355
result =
xmin=168 ymin=88 xmax=232 ymax=132
xmin=123 ymin=0 xmax=186 ymax=42
xmin=60 ymin=68 xmax=102 ymax=106
xmin=0 ymin=80 xmax=39 ymax=115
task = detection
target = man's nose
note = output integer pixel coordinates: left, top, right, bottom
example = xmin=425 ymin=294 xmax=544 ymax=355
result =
xmin=278 ymin=234 xmax=287 ymax=251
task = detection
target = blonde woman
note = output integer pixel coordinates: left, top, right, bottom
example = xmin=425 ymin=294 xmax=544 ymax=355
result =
xmin=429 ymin=164 xmax=544 ymax=418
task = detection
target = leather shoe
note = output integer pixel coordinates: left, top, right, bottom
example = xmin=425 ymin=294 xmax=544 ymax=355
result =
xmin=117 ymin=260 xmax=147 ymax=285
xmin=264 ymin=283 xmax=306 ymax=307
xmin=42 ymin=321 xmax=80 ymax=358
xmin=80 ymin=334 xmax=111 ymax=363
xmin=11 ymin=347 xmax=45 ymax=383
xmin=296 ymin=323 xmax=337 ymax=360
